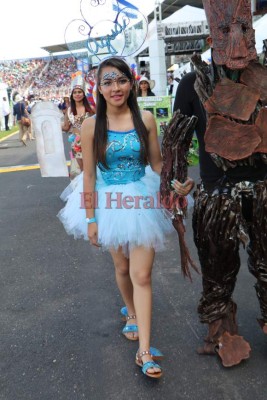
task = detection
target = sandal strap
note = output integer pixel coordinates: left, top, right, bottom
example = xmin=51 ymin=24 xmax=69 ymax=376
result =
xmin=136 ymin=348 xmax=163 ymax=359
xmin=142 ymin=361 xmax=162 ymax=375
xmin=149 ymin=347 xmax=164 ymax=358
xmin=139 ymin=350 xmax=151 ymax=358
xmin=122 ymin=324 xmax=138 ymax=334
xmin=120 ymin=306 xmax=128 ymax=317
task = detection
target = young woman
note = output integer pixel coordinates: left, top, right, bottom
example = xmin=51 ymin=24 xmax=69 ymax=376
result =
xmin=62 ymin=80 xmax=94 ymax=172
xmin=58 ymin=58 xmax=193 ymax=378
xmin=137 ymin=76 xmax=155 ymax=97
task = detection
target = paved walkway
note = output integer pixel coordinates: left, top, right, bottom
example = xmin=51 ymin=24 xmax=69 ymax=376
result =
xmin=0 ymin=133 xmax=266 ymax=400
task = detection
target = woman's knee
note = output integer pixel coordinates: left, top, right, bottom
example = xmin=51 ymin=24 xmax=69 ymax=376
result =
xmin=115 ymin=262 xmax=129 ymax=276
xmin=110 ymin=248 xmax=129 ymax=275
xmin=112 ymin=255 xmax=129 ymax=276
xmin=130 ymin=269 xmax=151 ymax=287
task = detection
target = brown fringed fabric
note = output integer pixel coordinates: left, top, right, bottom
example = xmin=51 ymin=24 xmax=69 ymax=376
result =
xmin=204 ymin=78 xmax=260 ymax=121
xmin=240 ymin=62 xmax=267 ymax=105
xmin=255 ymin=108 xmax=267 ymax=153
xmin=193 ymin=185 xmax=244 ymax=322
xmin=204 ymin=115 xmax=261 ymax=160
xmin=247 ymin=180 xmax=267 ymax=323
xmin=197 ymin=301 xmax=251 ymax=367
xmin=191 ymin=54 xmax=267 ymax=171
xmin=191 ymin=53 xmax=213 ymax=104
xmin=160 ymin=110 xmax=199 ymax=281
xmin=193 ymin=179 xmax=267 ymax=358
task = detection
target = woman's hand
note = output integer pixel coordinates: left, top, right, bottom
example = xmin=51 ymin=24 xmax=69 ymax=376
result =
xmin=171 ymin=177 xmax=194 ymax=196
xmin=88 ymin=223 xmax=101 ymax=247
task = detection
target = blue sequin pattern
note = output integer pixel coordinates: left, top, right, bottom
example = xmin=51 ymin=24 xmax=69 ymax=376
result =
xmin=98 ymin=129 xmax=145 ymax=184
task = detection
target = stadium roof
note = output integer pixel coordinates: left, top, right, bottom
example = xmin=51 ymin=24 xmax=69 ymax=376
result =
xmin=41 ymin=43 xmax=69 ymax=54
xmin=41 ymin=40 xmax=88 ymax=54
xmin=147 ymin=0 xmax=203 ymax=22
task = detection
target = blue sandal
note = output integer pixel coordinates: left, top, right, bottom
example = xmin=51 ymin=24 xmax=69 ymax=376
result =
xmin=136 ymin=350 xmax=163 ymax=379
xmin=120 ymin=306 xmax=128 ymax=321
xmin=122 ymin=315 xmax=139 ymax=341
xmin=149 ymin=347 xmax=164 ymax=360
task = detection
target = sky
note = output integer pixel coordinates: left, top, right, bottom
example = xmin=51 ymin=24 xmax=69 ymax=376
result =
xmin=0 ymin=0 xmax=163 ymax=61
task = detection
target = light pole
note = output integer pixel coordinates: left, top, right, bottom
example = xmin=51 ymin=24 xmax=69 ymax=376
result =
xmin=148 ymin=0 xmax=167 ymax=96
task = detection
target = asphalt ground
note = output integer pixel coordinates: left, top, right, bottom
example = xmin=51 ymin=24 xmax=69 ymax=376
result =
xmin=0 ymin=132 xmax=267 ymax=400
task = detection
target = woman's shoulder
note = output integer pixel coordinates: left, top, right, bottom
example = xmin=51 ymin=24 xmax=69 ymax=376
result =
xmin=81 ymin=114 xmax=96 ymax=133
xmin=141 ymin=109 xmax=154 ymax=120
xmin=140 ymin=109 xmax=156 ymax=129
xmin=81 ymin=118 xmax=95 ymax=146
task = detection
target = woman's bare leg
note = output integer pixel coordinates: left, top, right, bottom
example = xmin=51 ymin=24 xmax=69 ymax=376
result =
xmin=110 ymin=247 xmax=137 ymax=339
xmin=129 ymin=246 xmax=160 ymax=373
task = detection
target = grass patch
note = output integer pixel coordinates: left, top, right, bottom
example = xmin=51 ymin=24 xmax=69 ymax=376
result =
xmin=0 ymin=125 xmax=18 ymax=140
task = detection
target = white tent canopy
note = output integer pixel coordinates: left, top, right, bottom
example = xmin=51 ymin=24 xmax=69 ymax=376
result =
xmin=162 ymin=5 xmax=206 ymax=24
xmin=136 ymin=5 xmax=207 ymax=58
xmin=132 ymin=19 xmax=157 ymax=61
xmin=254 ymin=14 xmax=267 ymax=54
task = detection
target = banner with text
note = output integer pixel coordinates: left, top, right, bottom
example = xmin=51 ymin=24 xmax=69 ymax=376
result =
xmin=137 ymin=95 xmax=172 ymax=135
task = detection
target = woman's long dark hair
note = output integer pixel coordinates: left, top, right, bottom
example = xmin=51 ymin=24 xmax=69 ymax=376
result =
xmin=94 ymin=57 xmax=149 ymax=168
xmin=70 ymin=89 xmax=93 ymax=115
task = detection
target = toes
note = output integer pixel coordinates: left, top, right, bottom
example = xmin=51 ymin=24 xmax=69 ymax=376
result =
xmin=124 ymin=331 xmax=138 ymax=340
xmin=147 ymin=367 xmax=161 ymax=374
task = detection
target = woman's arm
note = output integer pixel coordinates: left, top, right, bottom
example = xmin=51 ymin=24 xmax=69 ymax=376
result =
xmin=61 ymin=108 xmax=71 ymax=132
xmin=81 ymin=117 xmax=100 ymax=247
xmin=142 ymin=110 xmax=162 ymax=175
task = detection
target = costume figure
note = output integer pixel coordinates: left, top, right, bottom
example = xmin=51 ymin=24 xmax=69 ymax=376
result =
xmin=31 ymin=101 xmax=69 ymax=177
xmin=169 ymin=0 xmax=267 ymax=367
xmin=62 ymin=71 xmax=94 ymax=173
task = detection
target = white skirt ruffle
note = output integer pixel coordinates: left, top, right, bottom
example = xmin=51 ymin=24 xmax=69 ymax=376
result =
xmin=59 ymin=172 xmax=84 ymax=202
xmin=57 ymin=166 xmax=174 ymax=255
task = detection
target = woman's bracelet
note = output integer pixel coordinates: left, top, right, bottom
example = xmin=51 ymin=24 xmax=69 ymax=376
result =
xmin=86 ymin=217 xmax=96 ymax=224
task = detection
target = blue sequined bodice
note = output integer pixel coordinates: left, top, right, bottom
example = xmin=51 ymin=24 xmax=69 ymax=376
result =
xmin=98 ymin=129 xmax=145 ymax=185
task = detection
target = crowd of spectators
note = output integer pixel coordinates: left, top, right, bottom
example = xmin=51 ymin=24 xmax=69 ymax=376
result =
xmin=0 ymin=56 xmax=77 ymax=100
xmin=31 ymin=57 xmax=77 ymax=95
xmin=0 ymin=59 xmax=45 ymax=95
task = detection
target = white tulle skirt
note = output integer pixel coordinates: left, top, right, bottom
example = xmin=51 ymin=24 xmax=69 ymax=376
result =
xmin=57 ymin=166 xmax=174 ymax=255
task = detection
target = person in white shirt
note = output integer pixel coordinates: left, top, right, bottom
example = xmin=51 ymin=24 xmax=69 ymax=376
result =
xmin=2 ymin=97 xmax=10 ymax=131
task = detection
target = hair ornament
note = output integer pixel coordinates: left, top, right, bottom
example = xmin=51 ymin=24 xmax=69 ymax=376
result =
xmin=71 ymin=71 xmax=87 ymax=92
xmin=65 ymin=0 xmax=148 ymax=67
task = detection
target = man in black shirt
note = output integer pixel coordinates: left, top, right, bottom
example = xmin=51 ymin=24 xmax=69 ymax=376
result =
xmin=173 ymin=71 xmax=225 ymax=184
xmin=173 ymin=0 xmax=267 ymax=367
xmin=13 ymin=94 xmax=28 ymax=146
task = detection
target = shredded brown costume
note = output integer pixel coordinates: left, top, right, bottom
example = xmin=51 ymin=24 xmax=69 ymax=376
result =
xmin=161 ymin=0 xmax=267 ymax=367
